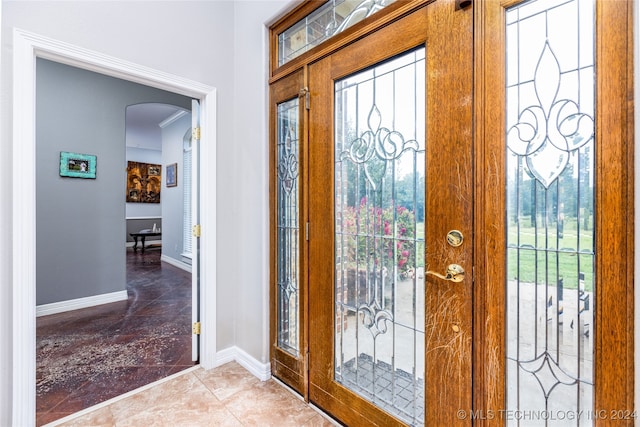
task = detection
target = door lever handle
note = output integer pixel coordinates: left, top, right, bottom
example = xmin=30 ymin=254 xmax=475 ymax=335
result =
xmin=426 ymin=264 xmax=465 ymax=283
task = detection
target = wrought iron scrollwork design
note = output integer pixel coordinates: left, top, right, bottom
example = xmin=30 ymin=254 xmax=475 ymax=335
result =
xmin=279 ymin=278 xmax=298 ymax=304
xmin=327 ymin=0 xmax=392 ymax=36
xmin=277 ymin=126 xmax=299 ymax=194
xmin=358 ymin=299 xmax=393 ymax=339
xmin=507 ymin=42 xmax=594 ymax=188
xmin=341 ymin=104 xmax=418 ymax=190
xmin=519 ymin=352 xmax=581 ymax=400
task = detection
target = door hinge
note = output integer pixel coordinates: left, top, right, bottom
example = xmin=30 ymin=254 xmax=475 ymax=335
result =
xmin=305 ymin=222 xmax=310 ymax=241
xmin=305 ymin=351 xmax=310 ymax=373
xmin=192 ymin=321 xmax=201 ymax=335
xmin=299 ymin=87 xmax=309 ymax=110
xmin=192 ymin=127 xmax=201 ymax=141
xmin=192 ymin=224 xmax=201 ymax=238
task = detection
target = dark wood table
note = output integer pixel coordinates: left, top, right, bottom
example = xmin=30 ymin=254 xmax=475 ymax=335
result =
xmin=129 ymin=231 xmax=161 ymax=253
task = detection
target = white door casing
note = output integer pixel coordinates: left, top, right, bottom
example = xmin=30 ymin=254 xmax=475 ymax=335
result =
xmin=11 ymin=28 xmax=217 ymax=426
xmin=192 ymin=99 xmax=201 ymax=362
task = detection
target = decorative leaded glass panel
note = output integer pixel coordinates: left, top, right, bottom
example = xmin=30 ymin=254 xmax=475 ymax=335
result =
xmin=278 ymin=0 xmax=395 ymax=67
xmin=277 ymin=98 xmax=300 ymax=356
xmin=334 ymin=47 xmax=425 ymax=427
xmin=506 ymin=0 xmax=595 ymax=423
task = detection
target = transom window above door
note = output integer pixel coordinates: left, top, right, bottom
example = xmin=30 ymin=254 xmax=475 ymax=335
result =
xmin=276 ymin=0 xmax=396 ymax=66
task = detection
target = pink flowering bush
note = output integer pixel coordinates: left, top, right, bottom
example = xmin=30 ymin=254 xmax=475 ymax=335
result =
xmin=339 ymin=197 xmax=418 ymax=276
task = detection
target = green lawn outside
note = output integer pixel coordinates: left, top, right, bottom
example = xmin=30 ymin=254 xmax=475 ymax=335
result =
xmin=507 ymin=218 xmax=594 ymax=291
xmin=410 ymin=220 xmax=592 ymax=291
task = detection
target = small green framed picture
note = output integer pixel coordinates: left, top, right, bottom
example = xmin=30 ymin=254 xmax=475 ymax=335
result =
xmin=60 ymin=151 xmax=97 ymax=179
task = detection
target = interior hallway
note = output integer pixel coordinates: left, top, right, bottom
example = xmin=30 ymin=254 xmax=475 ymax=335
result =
xmin=47 ymin=362 xmax=337 ymax=426
xmin=37 ymin=248 xmax=194 ymax=426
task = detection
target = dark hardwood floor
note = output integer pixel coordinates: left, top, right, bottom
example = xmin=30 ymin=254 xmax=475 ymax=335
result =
xmin=36 ymin=248 xmax=195 ymax=426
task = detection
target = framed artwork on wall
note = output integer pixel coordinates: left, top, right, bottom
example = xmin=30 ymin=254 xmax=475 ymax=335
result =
xmin=126 ymin=161 xmax=161 ymax=203
xmin=166 ymin=163 xmax=177 ymax=187
xmin=59 ymin=151 xmax=97 ymax=179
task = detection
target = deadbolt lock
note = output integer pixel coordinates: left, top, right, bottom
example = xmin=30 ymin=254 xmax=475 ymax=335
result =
xmin=446 ymin=230 xmax=464 ymax=247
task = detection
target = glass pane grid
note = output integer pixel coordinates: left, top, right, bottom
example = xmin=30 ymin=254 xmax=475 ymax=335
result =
xmin=505 ymin=0 xmax=595 ymax=423
xmin=276 ymin=98 xmax=300 ymax=356
xmin=334 ymin=48 xmax=425 ymax=427
xmin=278 ymin=0 xmax=396 ymax=67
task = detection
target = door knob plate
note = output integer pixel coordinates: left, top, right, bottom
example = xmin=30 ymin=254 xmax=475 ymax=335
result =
xmin=426 ymin=263 xmax=465 ymax=282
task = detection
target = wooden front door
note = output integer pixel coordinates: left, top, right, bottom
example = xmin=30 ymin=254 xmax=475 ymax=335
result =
xmin=307 ymin=3 xmax=474 ymax=425
xmin=270 ymin=0 xmax=633 ymax=425
xmin=474 ymin=0 xmax=634 ymax=423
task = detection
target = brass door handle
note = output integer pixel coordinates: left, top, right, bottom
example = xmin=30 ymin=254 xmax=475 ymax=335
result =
xmin=426 ymin=264 xmax=465 ymax=282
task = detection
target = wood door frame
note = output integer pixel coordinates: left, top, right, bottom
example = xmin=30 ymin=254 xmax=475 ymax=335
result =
xmin=269 ymin=68 xmax=309 ymax=398
xmin=307 ymin=2 xmax=474 ymax=424
xmin=269 ymin=0 xmax=635 ymax=424
xmin=474 ymin=0 xmax=635 ymax=422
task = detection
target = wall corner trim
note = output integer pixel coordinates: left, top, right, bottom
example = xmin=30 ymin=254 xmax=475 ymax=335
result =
xmin=214 ymin=346 xmax=271 ymax=382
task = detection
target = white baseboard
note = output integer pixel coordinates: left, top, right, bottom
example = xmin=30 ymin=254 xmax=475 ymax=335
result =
xmin=235 ymin=347 xmax=271 ymax=381
xmin=214 ymin=347 xmax=237 ymax=366
xmin=36 ymin=290 xmax=128 ymax=317
xmin=160 ymin=255 xmax=192 ymax=273
xmin=214 ymin=346 xmax=271 ymax=381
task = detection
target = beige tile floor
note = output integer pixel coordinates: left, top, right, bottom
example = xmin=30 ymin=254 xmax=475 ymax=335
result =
xmin=46 ymin=362 xmax=338 ymax=427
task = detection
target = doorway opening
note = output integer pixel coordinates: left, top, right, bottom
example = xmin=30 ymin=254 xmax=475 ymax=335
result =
xmin=12 ymin=29 xmax=217 ymax=426
xmin=35 ymin=96 xmax=196 ymax=424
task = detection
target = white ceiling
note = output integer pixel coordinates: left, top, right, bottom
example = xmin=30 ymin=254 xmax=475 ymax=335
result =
xmin=125 ymin=103 xmax=189 ymax=150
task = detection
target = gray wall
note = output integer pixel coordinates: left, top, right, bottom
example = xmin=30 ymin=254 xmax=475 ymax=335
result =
xmin=36 ymin=58 xmax=192 ymax=305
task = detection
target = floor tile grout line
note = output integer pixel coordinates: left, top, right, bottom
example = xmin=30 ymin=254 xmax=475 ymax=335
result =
xmin=192 ymin=368 xmax=252 ymax=403
xmin=42 ymin=365 xmax=202 ymax=427
xmin=191 ymin=369 xmax=248 ymax=426
xmin=270 ymin=376 xmax=342 ymax=426
xmin=47 ymin=361 xmax=340 ymax=426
